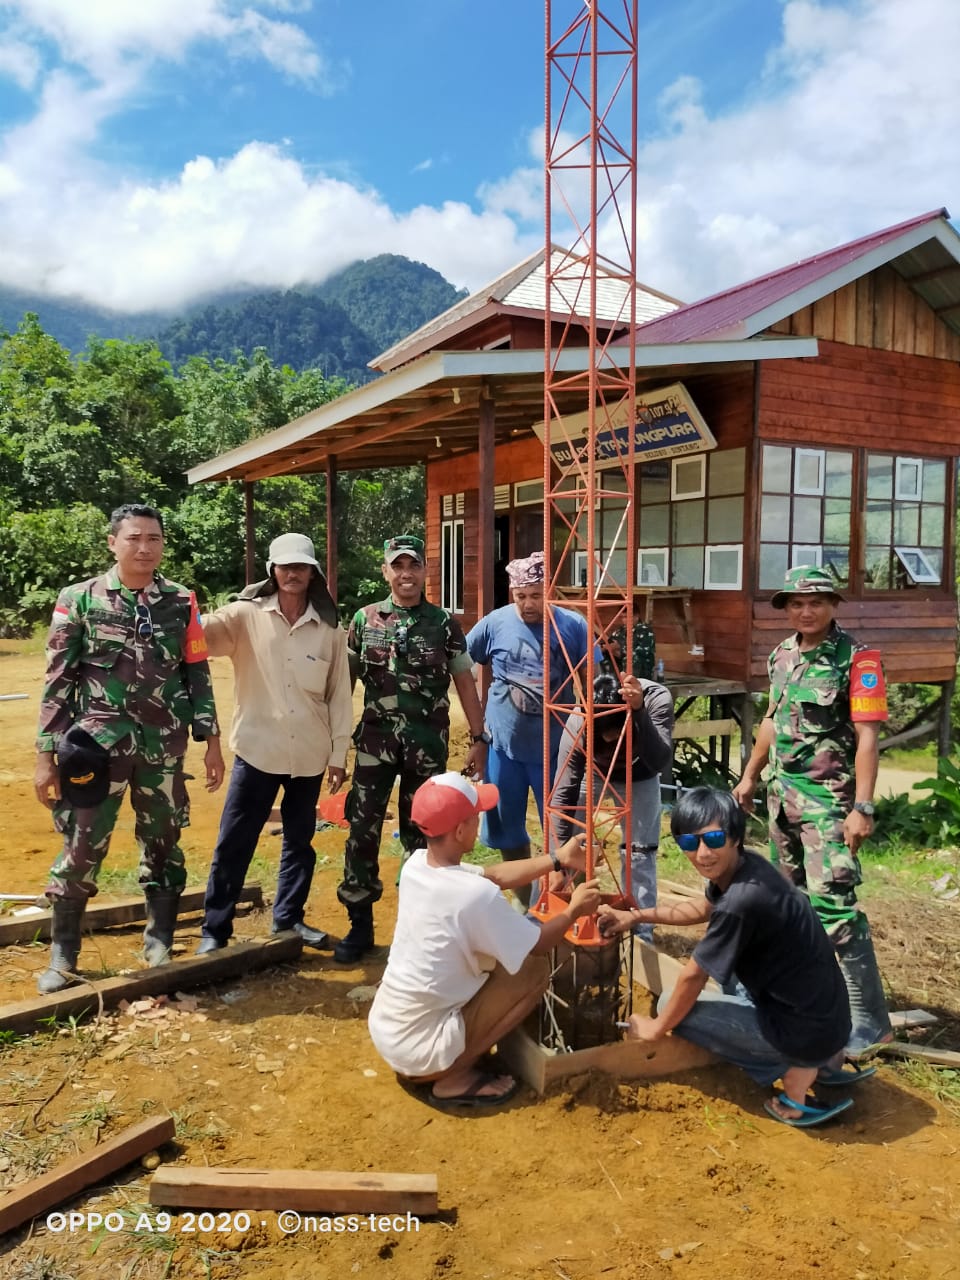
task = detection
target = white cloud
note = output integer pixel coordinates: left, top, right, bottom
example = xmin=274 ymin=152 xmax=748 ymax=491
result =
xmin=629 ymin=0 xmax=960 ymax=300
xmin=0 ymin=0 xmax=956 ymax=314
xmin=0 ymin=141 xmax=535 ymax=309
xmin=0 ymin=35 xmax=41 ymax=88
xmin=0 ymin=0 xmax=327 ymax=82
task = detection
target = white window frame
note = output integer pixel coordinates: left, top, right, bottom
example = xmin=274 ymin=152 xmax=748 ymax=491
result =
xmin=513 ymin=478 xmax=544 ymax=507
xmin=791 ymin=544 xmax=823 ymax=568
xmin=794 ymin=448 xmax=825 ymax=496
xmin=572 ymin=550 xmax=595 ymax=588
xmin=670 ymin=454 xmax=706 ymax=501
xmin=704 ymin=543 xmax=743 ymax=591
xmin=440 ymin=518 xmax=465 ymax=613
xmin=893 ymin=546 xmax=940 ymax=584
xmin=636 ymin=547 xmax=669 ymax=587
xmin=894 ymin=457 xmax=923 ymax=502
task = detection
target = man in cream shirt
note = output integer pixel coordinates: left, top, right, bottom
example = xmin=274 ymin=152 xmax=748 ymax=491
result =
xmin=197 ymin=533 xmax=353 ymax=952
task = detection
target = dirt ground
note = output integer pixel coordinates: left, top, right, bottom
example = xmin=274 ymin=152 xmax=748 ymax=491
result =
xmin=1 ymin=640 xmax=959 ymax=1280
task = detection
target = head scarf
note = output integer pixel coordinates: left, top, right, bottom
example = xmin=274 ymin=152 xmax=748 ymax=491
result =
xmin=506 ymin=550 xmax=545 ymax=588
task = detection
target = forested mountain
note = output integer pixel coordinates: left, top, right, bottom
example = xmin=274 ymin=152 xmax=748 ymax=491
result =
xmin=0 ymin=285 xmax=164 ymax=354
xmin=156 ymin=293 xmax=377 ymax=384
xmin=0 ymin=256 xmax=467 ymax=383
xmin=314 ymin=255 xmax=467 ymax=357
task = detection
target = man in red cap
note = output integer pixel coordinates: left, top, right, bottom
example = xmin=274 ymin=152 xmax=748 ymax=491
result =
xmin=367 ymin=772 xmax=600 ymax=1107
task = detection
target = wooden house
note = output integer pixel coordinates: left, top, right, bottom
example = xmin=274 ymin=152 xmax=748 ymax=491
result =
xmin=188 ymin=211 xmax=960 ymax=752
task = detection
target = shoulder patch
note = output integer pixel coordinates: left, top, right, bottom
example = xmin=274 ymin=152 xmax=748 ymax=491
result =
xmin=850 ymin=649 xmax=888 ymax=721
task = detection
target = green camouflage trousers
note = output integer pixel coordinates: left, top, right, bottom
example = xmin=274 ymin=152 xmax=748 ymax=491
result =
xmin=768 ymin=795 xmax=867 ymax=943
xmin=338 ymin=726 xmax=447 ymax=908
xmin=47 ymin=731 xmax=190 ymax=901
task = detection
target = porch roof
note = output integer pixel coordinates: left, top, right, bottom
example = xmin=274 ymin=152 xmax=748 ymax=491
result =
xmin=188 ymin=336 xmax=817 ymax=485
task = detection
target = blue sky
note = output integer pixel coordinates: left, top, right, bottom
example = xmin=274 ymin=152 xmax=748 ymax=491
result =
xmin=0 ymin=0 xmax=954 ymax=312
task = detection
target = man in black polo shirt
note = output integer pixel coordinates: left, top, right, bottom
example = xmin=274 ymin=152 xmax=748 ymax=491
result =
xmin=599 ymin=786 xmax=872 ymax=1128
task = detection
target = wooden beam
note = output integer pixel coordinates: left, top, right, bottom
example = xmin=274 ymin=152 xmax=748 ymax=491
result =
xmin=150 ymin=1167 xmax=439 ymax=1216
xmin=0 ymin=885 xmax=263 ymax=948
xmin=888 ymin=1009 xmax=938 ymax=1030
xmin=500 ymin=1024 xmax=717 ymax=1094
xmin=0 ymin=1116 xmax=175 ymax=1237
xmin=477 ymin=388 xmax=495 ymax=619
xmin=0 ymin=934 xmax=302 ymax=1035
xmin=244 ymin=393 xmax=476 ymax=481
xmin=673 ymin=718 xmax=736 ymax=740
xmin=878 ymin=1042 xmax=960 ymax=1068
xmin=325 ymin=454 xmax=338 ymax=603
xmin=243 ymin=481 xmax=256 ymax=585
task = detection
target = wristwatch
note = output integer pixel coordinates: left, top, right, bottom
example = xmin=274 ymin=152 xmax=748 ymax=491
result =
xmin=472 ymin=730 xmax=492 ymax=745
xmin=853 ymin=801 xmax=875 ymax=817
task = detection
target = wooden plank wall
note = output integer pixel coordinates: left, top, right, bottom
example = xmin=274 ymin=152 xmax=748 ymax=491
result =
xmin=758 ymin=340 xmax=960 ymax=454
xmin=751 ymin=598 xmax=958 ymax=687
xmin=426 ymin=436 xmax=542 ymax=625
xmin=767 ymin=265 xmax=960 ymax=362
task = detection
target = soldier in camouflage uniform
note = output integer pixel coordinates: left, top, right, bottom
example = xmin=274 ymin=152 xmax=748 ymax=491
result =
xmin=334 ymin=535 xmax=489 ymax=964
xmin=33 ymin=504 xmax=223 ymax=993
xmin=734 ymin=565 xmax=892 ymax=1054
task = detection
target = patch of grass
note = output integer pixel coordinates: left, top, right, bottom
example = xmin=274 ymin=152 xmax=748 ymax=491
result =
xmin=462 ymin=840 xmax=503 ymax=867
xmin=893 ymin=1059 xmax=960 ymax=1120
xmin=701 ymin=1103 xmax=760 ymax=1137
xmin=8 ymin=1253 xmax=77 ymax=1280
xmin=880 ymin=744 xmax=939 ymax=771
xmin=171 ymin=1109 xmax=229 ymax=1142
xmin=68 ymin=1094 xmax=117 ymax=1129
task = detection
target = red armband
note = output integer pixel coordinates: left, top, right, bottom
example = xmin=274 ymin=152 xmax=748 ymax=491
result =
xmin=183 ymin=592 xmax=209 ymax=664
xmin=850 ymin=649 xmax=887 ymax=721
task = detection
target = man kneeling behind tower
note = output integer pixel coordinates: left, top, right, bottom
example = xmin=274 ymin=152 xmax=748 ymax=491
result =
xmin=599 ymin=787 xmax=874 ymax=1129
xmin=367 ymin=773 xmax=600 ymax=1107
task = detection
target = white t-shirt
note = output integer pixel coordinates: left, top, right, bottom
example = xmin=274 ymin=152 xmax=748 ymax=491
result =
xmin=368 ymin=849 xmax=541 ymax=1077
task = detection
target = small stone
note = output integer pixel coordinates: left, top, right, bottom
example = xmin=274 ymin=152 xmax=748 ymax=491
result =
xmin=141 ymin=1152 xmax=161 ymax=1171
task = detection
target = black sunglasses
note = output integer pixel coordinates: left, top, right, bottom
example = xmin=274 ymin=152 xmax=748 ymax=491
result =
xmin=394 ymin=623 xmax=409 ymax=657
xmin=134 ymin=602 xmax=154 ymax=640
xmin=675 ymin=829 xmax=727 ymax=852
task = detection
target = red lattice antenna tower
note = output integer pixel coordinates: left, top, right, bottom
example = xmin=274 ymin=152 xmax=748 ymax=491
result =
xmin=536 ymin=1 xmax=641 ymax=949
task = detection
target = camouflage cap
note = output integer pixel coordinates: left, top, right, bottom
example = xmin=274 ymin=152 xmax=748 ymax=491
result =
xmin=383 ymin=535 xmax=425 ymax=565
xmin=771 ymin=564 xmax=844 ymax=609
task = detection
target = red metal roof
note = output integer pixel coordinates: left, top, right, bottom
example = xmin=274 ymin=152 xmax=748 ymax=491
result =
xmin=630 ymin=209 xmax=952 ymax=344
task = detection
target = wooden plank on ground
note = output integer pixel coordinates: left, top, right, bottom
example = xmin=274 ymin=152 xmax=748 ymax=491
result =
xmin=877 ymin=1042 xmax=960 ymax=1068
xmin=150 ymin=1166 xmax=438 ymax=1215
xmin=888 ymin=1009 xmax=939 ymax=1030
xmin=0 ymin=1116 xmax=175 ymax=1237
xmin=500 ymin=1024 xmax=717 ymax=1094
xmin=0 ymin=934 xmax=302 ymax=1035
xmin=658 ymin=878 xmax=703 ymax=900
xmin=0 ymin=884 xmax=264 ymax=947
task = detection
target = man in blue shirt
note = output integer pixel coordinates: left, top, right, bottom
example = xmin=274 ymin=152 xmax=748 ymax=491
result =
xmin=466 ymin=551 xmax=592 ymax=904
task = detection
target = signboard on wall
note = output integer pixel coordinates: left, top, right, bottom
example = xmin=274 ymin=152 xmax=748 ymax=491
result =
xmin=532 ymin=381 xmax=715 ymax=470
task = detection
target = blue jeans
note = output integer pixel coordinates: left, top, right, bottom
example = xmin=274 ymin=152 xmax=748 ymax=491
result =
xmin=481 ymin=746 xmax=554 ymax=849
xmin=202 ymin=757 xmax=323 ymax=942
xmin=663 ymin=989 xmax=799 ymax=1087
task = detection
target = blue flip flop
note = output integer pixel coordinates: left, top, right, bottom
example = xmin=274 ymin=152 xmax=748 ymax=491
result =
xmin=817 ymin=1061 xmax=878 ymax=1087
xmin=764 ymin=1093 xmax=854 ymax=1128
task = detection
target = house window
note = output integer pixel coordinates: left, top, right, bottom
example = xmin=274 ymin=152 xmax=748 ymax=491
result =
xmin=759 ymin=445 xmax=852 ymax=590
xmin=514 ymin=479 xmax=544 ymax=507
xmin=865 ymin=454 xmax=946 ymax=589
xmin=704 ymin=544 xmax=743 ymax=591
xmin=638 ymin=448 xmax=745 ymax=590
xmin=560 ymin=472 xmax=629 ymax=587
xmin=440 ymin=493 xmax=465 ymax=613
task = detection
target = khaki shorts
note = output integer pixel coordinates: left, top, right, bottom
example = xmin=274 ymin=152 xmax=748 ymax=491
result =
xmin=459 ymin=952 xmax=550 ymax=1062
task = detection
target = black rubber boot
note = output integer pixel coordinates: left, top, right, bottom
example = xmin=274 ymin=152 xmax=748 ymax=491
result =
xmin=501 ymin=844 xmax=533 ymax=909
xmin=836 ymin=932 xmax=893 ymax=1056
xmin=333 ymin=904 xmax=375 ymax=964
xmin=143 ymin=889 xmax=181 ymax=967
xmin=37 ymin=898 xmax=85 ymax=994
